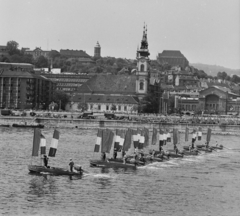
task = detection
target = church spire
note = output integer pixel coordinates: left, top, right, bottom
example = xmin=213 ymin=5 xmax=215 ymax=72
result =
xmin=137 ymin=23 xmax=150 ymax=58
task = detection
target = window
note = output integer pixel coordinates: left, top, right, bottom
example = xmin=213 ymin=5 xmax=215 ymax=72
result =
xmin=118 ymin=105 xmax=121 ymax=111
xmin=98 ymin=105 xmax=101 ymax=110
xmin=140 ymin=64 xmax=145 ymax=72
xmin=90 ymin=104 xmax=93 ymax=109
xmin=106 ymin=105 xmax=109 ymax=110
xmin=124 ymin=106 xmax=127 ymax=111
xmin=139 ymin=81 xmax=144 ymax=90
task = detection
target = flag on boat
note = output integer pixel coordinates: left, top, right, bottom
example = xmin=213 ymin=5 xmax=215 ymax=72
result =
xmin=32 ymin=128 xmax=41 ymax=156
xmin=151 ymin=128 xmax=158 ymax=145
xmin=139 ymin=130 xmax=145 ymax=149
xmin=143 ymin=128 xmax=149 ymax=147
xmin=198 ymin=127 xmax=202 ymax=140
xmin=163 ymin=130 xmax=167 ymax=145
xmin=185 ymin=127 xmax=189 ymax=142
xmin=192 ymin=129 xmax=197 ymax=143
xmin=118 ymin=130 xmax=125 ymax=151
xmin=101 ymin=129 xmax=114 ymax=153
xmin=167 ymin=129 xmax=171 ymax=142
xmin=48 ymin=129 xmax=60 ymax=157
xmin=206 ymin=128 xmax=212 ymax=144
xmin=114 ymin=129 xmax=121 ymax=151
xmin=132 ymin=129 xmax=139 ymax=149
xmin=40 ymin=133 xmax=46 ymax=155
xmin=123 ymin=129 xmax=132 ymax=152
xmin=94 ymin=129 xmax=103 ymax=152
xmin=173 ymin=128 xmax=178 ymax=145
xmin=159 ymin=129 xmax=164 ymax=146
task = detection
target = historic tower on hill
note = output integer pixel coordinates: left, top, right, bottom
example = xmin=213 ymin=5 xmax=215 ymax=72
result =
xmin=136 ymin=24 xmax=150 ymax=100
xmin=94 ymin=41 xmax=101 ymax=58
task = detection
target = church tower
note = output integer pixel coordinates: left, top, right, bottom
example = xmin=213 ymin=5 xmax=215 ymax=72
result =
xmin=136 ymin=24 xmax=150 ymax=99
xmin=94 ymin=41 xmax=101 ymax=58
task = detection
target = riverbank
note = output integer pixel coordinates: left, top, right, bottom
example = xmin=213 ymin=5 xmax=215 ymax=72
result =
xmin=1 ymin=116 xmax=240 ymax=136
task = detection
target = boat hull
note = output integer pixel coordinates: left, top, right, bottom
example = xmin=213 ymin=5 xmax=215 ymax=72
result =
xmin=182 ymin=150 xmax=198 ymax=156
xmin=90 ymin=160 xmax=137 ymax=169
xmin=28 ymin=165 xmax=83 ymax=175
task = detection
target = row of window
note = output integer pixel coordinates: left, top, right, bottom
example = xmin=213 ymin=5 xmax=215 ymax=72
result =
xmin=180 ymin=104 xmax=197 ymax=111
xmin=57 ymin=83 xmax=82 ymax=86
xmin=51 ymin=79 xmax=88 ymax=82
xmin=89 ymin=104 xmax=128 ymax=111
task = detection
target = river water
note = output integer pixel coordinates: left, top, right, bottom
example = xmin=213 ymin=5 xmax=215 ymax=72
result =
xmin=0 ymin=127 xmax=240 ymax=216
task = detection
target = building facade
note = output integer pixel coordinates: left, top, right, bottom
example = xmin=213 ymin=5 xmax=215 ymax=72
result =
xmin=41 ymin=73 xmax=91 ymax=95
xmin=25 ymin=47 xmax=50 ymax=60
xmin=0 ymin=64 xmax=55 ymax=109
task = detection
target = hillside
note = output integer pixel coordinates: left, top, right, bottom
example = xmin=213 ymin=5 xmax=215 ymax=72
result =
xmin=190 ymin=63 xmax=240 ymax=77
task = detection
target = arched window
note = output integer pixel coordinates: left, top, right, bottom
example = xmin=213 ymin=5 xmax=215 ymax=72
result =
xmin=140 ymin=64 xmax=145 ymax=72
xmin=139 ymin=81 xmax=144 ymax=90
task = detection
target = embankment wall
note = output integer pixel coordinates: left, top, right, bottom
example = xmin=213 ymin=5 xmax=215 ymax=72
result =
xmin=1 ymin=117 xmax=240 ymax=135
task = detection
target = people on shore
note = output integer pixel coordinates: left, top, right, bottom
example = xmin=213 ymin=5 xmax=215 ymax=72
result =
xmin=101 ymin=152 xmax=106 ymax=161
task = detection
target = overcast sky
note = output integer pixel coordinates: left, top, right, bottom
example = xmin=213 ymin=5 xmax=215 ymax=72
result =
xmin=1 ymin=0 xmax=239 ymax=69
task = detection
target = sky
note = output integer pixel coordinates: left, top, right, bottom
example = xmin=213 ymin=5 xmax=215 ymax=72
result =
xmin=1 ymin=0 xmax=239 ymax=69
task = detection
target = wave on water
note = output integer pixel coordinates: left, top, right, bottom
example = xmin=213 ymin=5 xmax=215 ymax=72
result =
xmin=91 ymin=173 xmax=113 ymax=178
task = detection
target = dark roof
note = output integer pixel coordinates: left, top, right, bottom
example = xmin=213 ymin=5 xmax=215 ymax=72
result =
xmin=72 ymin=94 xmax=138 ymax=104
xmin=77 ymin=75 xmax=137 ymax=94
xmin=1 ymin=70 xmax=52 ymax=81
xmin=158 ymin=50 xmax=186 ymax=58
xmin=60 ymin=49 xmax=91 ymax=58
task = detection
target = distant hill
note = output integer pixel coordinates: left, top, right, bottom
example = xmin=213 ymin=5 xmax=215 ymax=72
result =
xmin=190 ymin=63 xmax=240 ymax=77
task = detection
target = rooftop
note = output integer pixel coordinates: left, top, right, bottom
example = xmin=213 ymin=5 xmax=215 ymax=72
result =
xmin=77 ymin=75 xmax=137 ymax=95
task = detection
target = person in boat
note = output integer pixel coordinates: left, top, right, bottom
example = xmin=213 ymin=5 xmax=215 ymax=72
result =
xmin=43 ymin=155 xmax=49 ymax=168
xmin=101 ymin=152 xmax=106 ymax=161
xmin=174 ymin=145 xmax=179 ymax=154
xmin=122 ymin=150 xmax=126 ymax=158
xmin=123 ymin=154 xmax=127 ymax=164
xmin=139 ymin=153 xmax=145 ymax=165
xmin=69 ymin=159 xmax=74 ymax=172
xmin=113 ymin=148 xmax=117 ymax=159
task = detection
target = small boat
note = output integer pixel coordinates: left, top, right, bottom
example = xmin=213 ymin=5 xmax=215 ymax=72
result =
xmin=90 ymin=159 xmax=137 ymax=169
xmin=28 ymin=129 xmax=84 ymax=175
xmin=13 ymin=123 xmax=44 ymax=128
xmin=90 ymin=128 xmax=151 ymax=169
xmin=28 ymin=165 xmax=83 ymax=175
xmin=0 ymin=124 xmax=10 ymax=127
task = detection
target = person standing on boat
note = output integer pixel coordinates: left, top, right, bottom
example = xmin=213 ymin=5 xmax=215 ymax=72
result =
xmin=101 ymin=152 xmax=106 ymax=161
xmin=113 ymin=148 xmax=117 ymax=159
xmin=122 ymin=151 xmax=126 ymax=158
xmin=69 ymin=159 xmax=74 ymax=172
xmin=43 ymin=155 xmax=49 ymax=168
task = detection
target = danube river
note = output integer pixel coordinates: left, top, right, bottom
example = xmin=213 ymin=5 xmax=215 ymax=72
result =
xmin=0 ymin=127 xmax=240 ymax=216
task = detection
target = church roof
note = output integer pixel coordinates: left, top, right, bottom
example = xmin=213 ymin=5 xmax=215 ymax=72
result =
xmin=158 ymin=50 xmax=186 ymax=58
xmin=77 ymin=75 xmax=137 ymax=95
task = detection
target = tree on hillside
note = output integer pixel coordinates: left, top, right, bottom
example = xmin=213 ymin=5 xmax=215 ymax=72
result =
xmin=52 ymin=90 xmax=70 ymax=110
xmin=6 ymin=40 xmax=20 ymax=55
xmin=35 ymin=56 xmax=49 ymax=68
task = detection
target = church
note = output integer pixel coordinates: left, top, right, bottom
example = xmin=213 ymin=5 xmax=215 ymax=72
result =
xmin=67 ymin=25 xmax=150 ymax=113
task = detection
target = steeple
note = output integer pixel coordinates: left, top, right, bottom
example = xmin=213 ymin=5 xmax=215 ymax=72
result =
xmin=135 ymin=24 xmax=151 ymax=100
xmin=137 ymin=24 xmax=150 ymax=57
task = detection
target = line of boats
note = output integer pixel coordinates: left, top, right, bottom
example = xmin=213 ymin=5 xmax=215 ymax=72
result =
xmin=89 ymin=127 xmax=224 ymax=169
xmin=28 ymin=126 xmax=224 ymax=176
